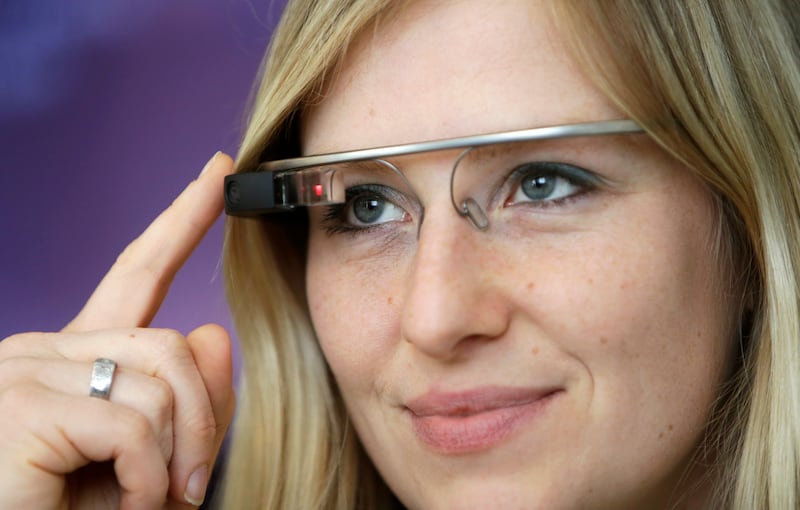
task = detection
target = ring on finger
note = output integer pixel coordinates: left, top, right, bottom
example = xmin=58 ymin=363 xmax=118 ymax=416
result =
xmin=89 ymin=358 xmax=117 ymax=400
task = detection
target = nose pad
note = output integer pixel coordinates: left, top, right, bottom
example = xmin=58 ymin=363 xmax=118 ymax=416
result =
xmin=458 ymin=197 xmax=489 ymax=230
xmin=450 ymin=147 xmax=489 ymax=231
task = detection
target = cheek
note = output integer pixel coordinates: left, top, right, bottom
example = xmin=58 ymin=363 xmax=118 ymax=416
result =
xmin=306 ymin=171 xmax=735 ymax=502
xmin=306 ymin=236 xmax=401 ymax=396
xmin=519 ymin=188 xmax=733 ymax=463
xmin=559 ymin=236 xmax=725 ymax=398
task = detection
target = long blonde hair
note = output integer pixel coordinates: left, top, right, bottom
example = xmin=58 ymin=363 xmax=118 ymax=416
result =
xmin=555 ymin=2 xmax=800 ymax=508
xmin=219 ymin=2 xmax=396 ymax=508
xmin=220 ymin=1 xmax=800 ymax=508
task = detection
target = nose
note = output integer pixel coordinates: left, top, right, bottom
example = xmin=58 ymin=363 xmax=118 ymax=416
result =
xmin=400 ymin=204 xmax=512 ymax=360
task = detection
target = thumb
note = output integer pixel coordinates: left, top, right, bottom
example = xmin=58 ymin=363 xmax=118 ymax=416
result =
xmin=186 ymin=324 xmax=236 ymax=454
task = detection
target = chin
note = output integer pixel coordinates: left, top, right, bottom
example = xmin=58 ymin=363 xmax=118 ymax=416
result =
xmin=394 ymin=476 xmax=575 ymax=510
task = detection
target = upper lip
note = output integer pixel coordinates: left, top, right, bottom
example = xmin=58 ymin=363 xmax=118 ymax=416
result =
xmin=405 ymin=385 xmax=561 ymax=417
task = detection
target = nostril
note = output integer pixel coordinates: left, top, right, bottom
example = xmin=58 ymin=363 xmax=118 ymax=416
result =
xmin=400 ymin=246 xmax=510 ymax=360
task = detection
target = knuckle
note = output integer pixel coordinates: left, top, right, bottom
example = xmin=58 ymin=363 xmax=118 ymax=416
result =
xmin=0 ymin=383 xmax=46 ymax=437
xmin=157 ymin=421 xmax=174 ymax=462
xmin=153 ymin=328 xmax=186 ymax=355
xmin=186 ymin=409 xmax=218 ymax=444
xmin=154 ymin=472 xmax=170 ymax=500
xmin=115 ymin=240 xmax=169 ymax=288
xmin=124 ymin=465 xmax=170 ymax=509
xmin=0 ymin=382 xmax=42 ymax=411
xmin=140 ymin=262 xmax=169 ymax=290
xmin=113 ymin=240 xmax=139 ymax=269
xmin=0 ymin=332 xmax=40 ymax=358
xmin=148 ymin=378 xmax=174 ymax=423
xmin=0 ymin=357 xmax=28 ymax=389
xmin=148 ymin=329 xmax=194 ymax=370
xmin=124 ymin=411 xmax=157 ymax=445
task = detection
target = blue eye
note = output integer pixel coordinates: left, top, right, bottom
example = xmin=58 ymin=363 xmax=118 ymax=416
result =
xmin=346 ymin=191 xmax=406 ymax=226
xmin=506 ymin=162 xmax=595 ymax=206
xmin=321 ymin=183 xmax=410 ymax=235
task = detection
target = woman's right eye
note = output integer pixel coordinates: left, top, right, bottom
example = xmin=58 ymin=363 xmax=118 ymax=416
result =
xmin=322 ymin=184 xmax=409 ymax=234
xmin=346 ymin=192 xmax=407 ymax=226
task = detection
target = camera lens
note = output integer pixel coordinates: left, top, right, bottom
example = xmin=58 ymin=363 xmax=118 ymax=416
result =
xmin=226 ymin=180 xmax=241 ymax=204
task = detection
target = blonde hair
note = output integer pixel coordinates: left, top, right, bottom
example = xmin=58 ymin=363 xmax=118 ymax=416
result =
xmin=219 ymin=1 xmax=800 ymax=508
xmin=219 ymin=2 xmax=396 ymax=508
xmin=555 ymin=1 xmax=800 ymax=507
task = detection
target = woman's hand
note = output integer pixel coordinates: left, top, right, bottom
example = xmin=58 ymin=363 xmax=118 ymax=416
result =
xmin=0 ymin=152 xmax=237 ymax=510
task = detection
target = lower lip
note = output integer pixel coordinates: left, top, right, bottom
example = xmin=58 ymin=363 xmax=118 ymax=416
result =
xmin=408 ymin=391 xmax=560 ymax=454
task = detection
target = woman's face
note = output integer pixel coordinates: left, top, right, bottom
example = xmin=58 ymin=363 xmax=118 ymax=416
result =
xmin=303 ymin=1 xmax=734 ymax=508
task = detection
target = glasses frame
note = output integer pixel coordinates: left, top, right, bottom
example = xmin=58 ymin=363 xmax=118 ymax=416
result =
xmin=223 ymin=119 xmax=644 ymax=222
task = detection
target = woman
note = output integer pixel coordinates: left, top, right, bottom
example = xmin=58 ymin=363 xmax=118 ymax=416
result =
xmin=1 ymin=0 xmax=798 ymax=509
xmin=221 ymin=0 xmax=799 ymax=508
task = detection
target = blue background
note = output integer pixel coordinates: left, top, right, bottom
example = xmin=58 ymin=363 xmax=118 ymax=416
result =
xmin=0 ymin=1 xmax=285 ymax=345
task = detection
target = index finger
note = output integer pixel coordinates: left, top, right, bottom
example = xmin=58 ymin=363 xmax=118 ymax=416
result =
xmin=64 ymin=152 xmax=234 ymax=332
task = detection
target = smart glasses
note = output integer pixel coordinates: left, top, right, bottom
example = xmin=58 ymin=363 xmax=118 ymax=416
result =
xmin=224 ymin=120 xmax=643 ymax=231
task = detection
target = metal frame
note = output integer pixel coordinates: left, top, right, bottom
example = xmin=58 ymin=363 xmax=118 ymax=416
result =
xmin=223 ymin=120 xmax=644 ymax=218
xmin=262 ymin=119 xmax=642 ymax=172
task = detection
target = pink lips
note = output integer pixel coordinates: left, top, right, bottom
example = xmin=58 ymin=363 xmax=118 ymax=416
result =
xmin=405 ymin=386 xmax=560 ymax=454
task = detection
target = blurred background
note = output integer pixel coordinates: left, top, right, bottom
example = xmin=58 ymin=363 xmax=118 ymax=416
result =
xmin=0 ymin=1 xmax=286 ymax=343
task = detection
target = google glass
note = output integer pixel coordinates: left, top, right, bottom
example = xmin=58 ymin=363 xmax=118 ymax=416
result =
xmin=223 ymin=119 xmax=643 ymax=230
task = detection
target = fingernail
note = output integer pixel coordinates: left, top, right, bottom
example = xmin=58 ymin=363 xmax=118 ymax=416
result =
xmin=184 ymin=464 xmax=209 ymax=506
xmin=199 ymin=151 xmax=221 ymax=176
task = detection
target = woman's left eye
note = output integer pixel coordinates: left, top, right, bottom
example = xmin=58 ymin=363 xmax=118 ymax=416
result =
xmin=505 ymin=162 xmax=596 ymax=206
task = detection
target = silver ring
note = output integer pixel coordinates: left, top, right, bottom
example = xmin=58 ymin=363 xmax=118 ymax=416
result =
xmin=89 ymin=358 xmax=117 ymax=400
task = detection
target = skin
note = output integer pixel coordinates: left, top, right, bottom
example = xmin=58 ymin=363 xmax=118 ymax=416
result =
xmin=304 ymin=1 xmax=734 ymax=509
xmin=0 ymin=152 xmax=235 ymax=509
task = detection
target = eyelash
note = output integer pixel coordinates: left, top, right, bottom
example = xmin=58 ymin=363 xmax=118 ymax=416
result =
xmin=319 ymin=161 xmax=600 ymax=235
xmin=321 ymin=208 xmax=362 ymax=236
xmin=502 ymin=161 xmax=600 ymax=209
xmin=321 ymin=184 xmax=409 ymax=236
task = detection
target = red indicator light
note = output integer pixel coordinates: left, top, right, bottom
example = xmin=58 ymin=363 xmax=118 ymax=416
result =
xmin=314 ymin=184 xmax=323 ymax=197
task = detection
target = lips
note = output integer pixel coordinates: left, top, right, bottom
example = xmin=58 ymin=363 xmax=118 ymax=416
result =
xmin=405 ymin=386 xmax=561 ymax=454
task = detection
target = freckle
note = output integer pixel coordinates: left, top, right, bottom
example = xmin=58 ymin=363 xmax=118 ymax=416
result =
xmin=387 ymin=296 xmax=393 ymax=305
xmin=129 ymin=334 xmax=136 ymax=339
xmin=668 ymin=424 xmax=673 ymax=431
xmin=599 ymin=337 xmax=608 ymax=345
xmin=531 ymin=346 xmax=540 ymax=356
xmin=526 ymin=281 xmax=535 ymax=291
xmin=587 ymin=278 xmax=594 ymax=285
xmin=659 ymin=432 xmax=664 ymax=439
xmin=368 ymin=107 xmax=376 ymax=117
xmin=696 ymin=330 xmax=702 ymax=338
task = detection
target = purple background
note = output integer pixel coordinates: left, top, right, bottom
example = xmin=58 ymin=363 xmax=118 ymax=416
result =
xmin=0 ymin=1 xmax=285 ymax=343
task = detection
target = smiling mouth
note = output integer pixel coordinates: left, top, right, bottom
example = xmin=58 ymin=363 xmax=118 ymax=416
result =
xmin=405 ymin=387 xmax=562 ymax=454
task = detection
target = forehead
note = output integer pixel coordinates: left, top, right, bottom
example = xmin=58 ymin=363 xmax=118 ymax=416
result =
xmin=301 ymin=0 xmax=623 ymax=155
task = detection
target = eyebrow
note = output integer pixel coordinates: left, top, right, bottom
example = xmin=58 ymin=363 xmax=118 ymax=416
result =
xmin=262 ymin=120 xmax=643 ymax=172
